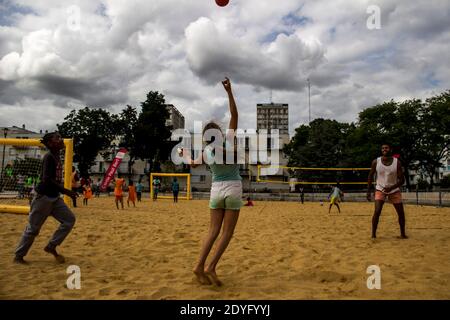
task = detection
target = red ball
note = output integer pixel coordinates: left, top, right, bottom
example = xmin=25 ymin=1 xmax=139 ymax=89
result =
xmin=215 ymin=0 xmax=229 ymax=7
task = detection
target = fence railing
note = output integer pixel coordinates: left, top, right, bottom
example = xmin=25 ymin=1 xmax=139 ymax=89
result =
xmin=190 ymin=190 xmax=450 ymax=207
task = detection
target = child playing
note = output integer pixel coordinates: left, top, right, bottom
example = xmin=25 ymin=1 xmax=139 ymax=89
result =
xmin=172 ymin=177 xmax=180 ymax=203
xmin=114 ymin=175 xmax=125 ymax=210
xmin=136 ymin=181 xmax=143 ymax=202
xmin=127 ymin=180 xmax=137 ymax=207
xmin=152 ymin=177 xmax=161 ymax=201
xmin=244 ymin=197 xmax=254 ymax=206
xmin=14 ymin=132 xmax=78 ymax=264
xmin=83 ymin=183 xmax=93 ymax=206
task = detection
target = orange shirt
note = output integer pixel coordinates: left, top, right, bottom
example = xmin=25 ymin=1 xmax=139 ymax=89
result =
xmin=114 ymin=178 xmax=124 ymax=196
xmin=83 ymin=186 xmax=92 ymax=199
xmin=128 ymin=185 xmax=136 ymax=202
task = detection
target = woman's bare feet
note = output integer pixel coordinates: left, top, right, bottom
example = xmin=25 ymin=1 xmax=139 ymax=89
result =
xmin=205 ymin=268 xmax=223 ymax=287
xmin=193 ymin=268 xmax=211 ymax=285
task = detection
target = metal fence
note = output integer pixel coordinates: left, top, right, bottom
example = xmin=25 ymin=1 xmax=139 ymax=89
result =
xmin=191 ymin=189 xmax=450 ymax=207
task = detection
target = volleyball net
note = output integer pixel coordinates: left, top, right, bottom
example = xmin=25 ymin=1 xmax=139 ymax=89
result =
xmin=256 ymin=165 xmax=371 ymax=186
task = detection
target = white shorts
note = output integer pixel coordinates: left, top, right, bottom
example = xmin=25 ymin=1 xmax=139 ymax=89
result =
xmin=209 ymin=180 xmax=243 ymax=210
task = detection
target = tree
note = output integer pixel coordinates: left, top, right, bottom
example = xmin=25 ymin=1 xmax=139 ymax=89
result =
xmin=416 ymin=91 xmax=450 ymax=187
xmin=133 ymin=92 xmax=172 ymax=173
xmin=283 ymin=119 xmax=356 ymax=186
xmin=57 ymin=107 xmax=118 ymax=177
xmin=116 ymin=105 xmax=138 ymax=175
xmin=441 ymin=174 xmax=450 ymax=188
xmin=351 ymin=100 xmax=423 ymax=190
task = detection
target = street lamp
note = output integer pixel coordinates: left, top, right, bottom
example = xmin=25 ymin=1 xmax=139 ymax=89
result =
xmin=307 ymin=78 xmax=311 ymax=124
xmin=1 ymin=127 xmax=9 ymax=192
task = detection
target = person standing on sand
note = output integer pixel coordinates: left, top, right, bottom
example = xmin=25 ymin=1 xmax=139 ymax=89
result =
xmin=114 ymin=174 xmax=125 ymax=210
xmin=328 ymin=183 xmax=343 ymax=214
xmin=152 ymin=177 xmax=161 ymax=201
xmin=180 ymin=78 xmax=242 ymax=287
xmin=172 ymin=177 xmax=180 ymax=203
xmin=136 ymin=181 xmax=143 ymax=202
xmin=127 ymin=180 xmax=137 ymax=207
xmin=82 ymin=183 xmax=92 ymax=206
xmin=299 ymin=187 xmax=304 ymax=204
xmin=367 ymin=143 xmax=408 ymax=239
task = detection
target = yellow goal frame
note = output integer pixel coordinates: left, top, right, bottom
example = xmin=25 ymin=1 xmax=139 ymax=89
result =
xmin=150 ymin=173 xmax=191 ymax=200
xmin=0 ymin=138 xmax=73 ymax=214
xmin=256 ymin=165 xmax=371 ymax=185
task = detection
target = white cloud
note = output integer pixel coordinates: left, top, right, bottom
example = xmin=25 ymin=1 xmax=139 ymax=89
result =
xmin=185 ymin=17 xmax=325 ymax=90
xmin=0 ymin=0 xmax=448 ymax=135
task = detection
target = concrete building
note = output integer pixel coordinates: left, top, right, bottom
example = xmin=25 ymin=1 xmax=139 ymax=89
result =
xmin=165 ymin=104 xmax=185 ymax=130
xmin=0 ymin=125 xmax=45 ymax=168
xmin=257 ymin=103 xmax=289 ymax=135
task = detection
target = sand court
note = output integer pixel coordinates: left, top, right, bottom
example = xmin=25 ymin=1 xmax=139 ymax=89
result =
xmin=0 ymin=198 xmax=449 ymax=299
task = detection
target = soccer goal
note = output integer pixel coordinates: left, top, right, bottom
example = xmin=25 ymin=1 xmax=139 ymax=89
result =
xmin=256 ymin=165 xmax=371 ymax=186
xmin=0 ymin=138 xmax=73 ymax=214
xmin=150 ymin=173 xmax=191 ymax=200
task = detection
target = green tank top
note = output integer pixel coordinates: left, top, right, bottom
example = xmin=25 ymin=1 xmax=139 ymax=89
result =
xmin=209 ymin=163 xmax=242 ymax=182
xmin=205 ymin=146 xmax=242 ymax=182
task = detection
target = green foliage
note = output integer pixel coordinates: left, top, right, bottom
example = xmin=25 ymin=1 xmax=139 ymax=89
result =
xmin=133 ymin=91 xmax=172 ymax=172
xmin=416 ymin=91 xmax=450 ymax=186
xmin=57 ymin=107 xmax=118 ymax=177
xmin=116 ymin=105 xmax=138 ymax=174
xmin=285 ymin=90 xmax=449 ymax=187
xmin=441 ymin=174 xmax=450 ymax=188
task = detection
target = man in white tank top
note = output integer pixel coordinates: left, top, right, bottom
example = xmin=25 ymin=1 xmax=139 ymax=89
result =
xmin=367 ymin=143 xmax=407 ymax=239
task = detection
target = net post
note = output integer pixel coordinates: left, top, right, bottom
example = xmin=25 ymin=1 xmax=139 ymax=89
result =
xmin=63 ymin=139 xmax=73 ymax=207
xmin=187 ymin=174 xmax=191 ymax=200
xmin=150 ymin=173 xmax=154 ymax=200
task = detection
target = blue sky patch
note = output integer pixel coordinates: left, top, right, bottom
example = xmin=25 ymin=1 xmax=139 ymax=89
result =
xmin=0 ymin=1 xmax=35 ymax=26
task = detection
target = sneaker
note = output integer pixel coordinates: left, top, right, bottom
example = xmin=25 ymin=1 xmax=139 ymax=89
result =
xmin=44 ymin=245 xmax=66 ymax=264
xmin=13 ymin=256 xmax=28 ymax=264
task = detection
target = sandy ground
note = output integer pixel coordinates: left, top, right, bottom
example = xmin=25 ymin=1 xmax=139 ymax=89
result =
xmin=0 ymin=197 xmax=449 ymax=300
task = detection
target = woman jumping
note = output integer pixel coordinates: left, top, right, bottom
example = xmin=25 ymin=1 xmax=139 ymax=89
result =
xmin=182 ymin=78 xmax=242 ymax=286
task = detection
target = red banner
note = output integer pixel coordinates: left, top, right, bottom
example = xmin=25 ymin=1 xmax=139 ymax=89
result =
xmin=100 ymin=148 xmax=128 ymax=191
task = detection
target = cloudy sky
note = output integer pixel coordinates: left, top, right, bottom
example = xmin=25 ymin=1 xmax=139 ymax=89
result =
xmin=0 ymin=0 xmax=449 ymax=135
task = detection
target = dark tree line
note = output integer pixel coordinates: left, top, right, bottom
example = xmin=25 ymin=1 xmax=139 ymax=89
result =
xmin=57 ymin=91 xmax=173 ymax=178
